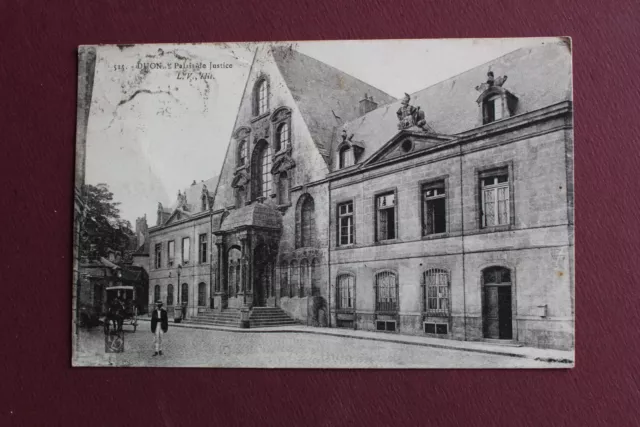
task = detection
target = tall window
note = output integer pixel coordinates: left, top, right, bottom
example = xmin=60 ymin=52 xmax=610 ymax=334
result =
xmin=278 ymin=172 xmax=290 ymax=205
xmin=422 ymin=181 xmax=446 ymax=235
xmin=154 ymin=285 xmax=160 ymax=303
xmin=299 ymin=259 xmax=309 ymax=297
xmin=338 ymin=201 xmax=354 ymax=245
xmin=483 ymin=95 xmax=503 ymax=124
xmin=376 ymin=192 xmax=396 ymax=241
xmin=276 ymin=122 xmax=290 ymax=151
xmin=154 ymin=243 xmax=162 ymax=269
xmin=375 ymin=271 xmax=398 ymax=312
xmin=253 ymin=142 xmax=272 ymax=200
xmin=290 ymin=260 xmax=298 ymax=298
xmin=336 ymin=274 xmax=354 ymax=309
xmin=481 ymin=170 xmax=510 ymax=227
xmin=255 ymin=79 xmax=268 ymax=116
xmin=167 ymin=284 xmax=174 ymax=306
xmin=237 ymin=140 xmax=246 ymax=166
xmin=182 ymin=237 xmax=190 ymax=264
xmin=167 ymin=240 xmax=175 ymax=267
xmin=339 ymin=146 xmax=354 ymax=169
xmin=311 ymin=258 xmax=320 ymax=297
xmin=301 ymin=197 xmax=314 ymax=247
xmin=199 ymin=233 xmax=207 ymax=264
xmin=279 ymin=261 xmax=289 ymax=298
xmin=198 ymin=282 xmax=206 ymax=307
xmin=423 ymin=269 xmax=449 ymax=315
xmin=181 ymin=283 xmax=188 ymax=305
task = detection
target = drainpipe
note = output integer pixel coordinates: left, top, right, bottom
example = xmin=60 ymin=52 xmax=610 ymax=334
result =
xmin=327 ymin=182 xmax=332 ymax=328
xmin=459 ymin=144 xmax=467 ymax=341
xmin=209 ymin=207 xmax=213 ymax=309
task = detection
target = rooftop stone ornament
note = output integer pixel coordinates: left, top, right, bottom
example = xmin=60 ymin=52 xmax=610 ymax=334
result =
xmin=396 ymin=93 xmax=429 ymax=131
xmin=475 ymin=70 xmax=508 ymax=93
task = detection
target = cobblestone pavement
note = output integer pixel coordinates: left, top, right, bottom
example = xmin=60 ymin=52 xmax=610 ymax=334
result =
xmin=74 ymin=327 xmax=566 ymax=368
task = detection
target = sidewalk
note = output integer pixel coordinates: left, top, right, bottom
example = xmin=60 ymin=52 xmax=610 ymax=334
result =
xmin=137 ymin=318 xmax=574 ymax=364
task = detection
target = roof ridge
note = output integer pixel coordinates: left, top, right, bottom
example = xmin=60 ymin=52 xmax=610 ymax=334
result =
xmin=270 ymin=45 xmax=397 ymax=104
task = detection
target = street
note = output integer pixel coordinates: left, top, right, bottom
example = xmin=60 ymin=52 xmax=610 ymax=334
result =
xmin=74 ymin=326 xmax=564 ymax=368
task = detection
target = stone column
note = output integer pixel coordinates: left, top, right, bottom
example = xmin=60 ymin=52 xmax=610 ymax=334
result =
xmin=214 ymin=241 xmax=227 ymax=310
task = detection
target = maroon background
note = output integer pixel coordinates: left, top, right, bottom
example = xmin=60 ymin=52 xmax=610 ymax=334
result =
xmin=1 ymin=0 xmax=639 ymax=425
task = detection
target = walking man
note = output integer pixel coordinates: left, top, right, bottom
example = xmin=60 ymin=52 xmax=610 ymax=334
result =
xmin=151 ymin=301 xmax=168 ymax=356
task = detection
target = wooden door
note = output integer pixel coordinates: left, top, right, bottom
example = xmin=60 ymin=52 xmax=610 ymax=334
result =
xmin=483 ymin=286 xmax=500 ymax=339
xmin=498 ymin=286 xmax=513 ymax=339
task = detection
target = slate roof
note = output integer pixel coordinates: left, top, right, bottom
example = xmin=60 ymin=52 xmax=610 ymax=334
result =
xmin=219 ymin=202 xmax=282 ymax=232
xmin=271 ymin=46 xmax=396 ymax=165
xmin=170 ymin=175 xmax=219 ymax=212
xmin=337 ymin=41 xmax=572 ymax=168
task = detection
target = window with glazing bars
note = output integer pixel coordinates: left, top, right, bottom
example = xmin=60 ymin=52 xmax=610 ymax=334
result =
xmin=277 ymin=122 xmax=289 ymax=151
xmin=167 ymin=284 xmax=174 ymax=305
xmin=336 ymin=274 xmax=354 ymax=309
xmin=155 ymin=244 xmax=162 ymax=269
xmin=423 ymin=268 xmax=450 ymax=315
xmin=375 ymin=271 xmax=397 ymax=312
xmin=182 ymin=237 xmax=190 ymax=264
xmin=376 ymin=193 xmax=396 ymax=241
xmin=481 ymin=170 xmax=510 ymax=227
xmin=338 ymin=201 xmax=354 ymax=245
xmin=422 ymin=181 xmax=446 ymax=235
xmin=259 ymin=145 xmax=272 ymax=199
xmin=167 ymin=240 xmax=175 ymax=267
xmin=199 ymin=234 xmax=207 ymax=264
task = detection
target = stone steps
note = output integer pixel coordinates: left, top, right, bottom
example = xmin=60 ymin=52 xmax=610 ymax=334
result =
xmin=184 ymin=307 xmax=299 ymax=328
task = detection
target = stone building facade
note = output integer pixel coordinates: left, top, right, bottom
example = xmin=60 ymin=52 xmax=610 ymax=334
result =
xmin=146 ymin=178 xmax=217 ymax=318
xmin=141 ymin=42 xmax=573 ymax=349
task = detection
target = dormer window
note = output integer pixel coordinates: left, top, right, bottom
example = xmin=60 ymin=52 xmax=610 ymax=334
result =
xmin=475 ymin=70 xmax=517 ymax=125
xmin=339 ymin=146 xmax=354 ymax=169
xmin=254 ymin=78 xmax=269 ymax=116
xmin=483 ymin=95 xmax=504 ymax=124
xmin=276 ymin=122 xmax=290 ymax=152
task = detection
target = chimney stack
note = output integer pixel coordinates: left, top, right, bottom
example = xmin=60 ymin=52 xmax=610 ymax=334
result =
xmin=359 ymin=93 xmax=378 ymax=116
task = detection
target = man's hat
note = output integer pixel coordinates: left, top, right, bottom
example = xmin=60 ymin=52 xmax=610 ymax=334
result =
xmin=155 ymin=300 xmax=163 ymax=306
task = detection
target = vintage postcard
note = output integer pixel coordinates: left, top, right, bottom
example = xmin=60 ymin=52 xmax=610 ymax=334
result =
xmin=72 ymin=38 xmax=574 ymax=368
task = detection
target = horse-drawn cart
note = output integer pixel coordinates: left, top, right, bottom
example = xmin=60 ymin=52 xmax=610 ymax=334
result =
xmin=102 ymin=285 xmax=139 ymax=333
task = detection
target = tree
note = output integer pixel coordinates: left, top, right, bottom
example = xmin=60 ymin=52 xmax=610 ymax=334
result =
xmin=80 ymin=183 xmax=134 ymax=262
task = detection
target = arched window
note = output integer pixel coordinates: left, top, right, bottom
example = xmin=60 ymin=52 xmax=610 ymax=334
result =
xmin=375 ymin=271 xmax=398 ymax=312
xmin=252 ymin=141 xmax=272 ymax=200
xmin=339 ymin=146 xmax=354 ymax=169
xmin=311 ymin=258 xmax=320 ymax=296
xmin=299 ymin=259 xmax=309 ymax=298
xmin=254 ymin=79 xmax=268 ymax=116
xmin=296 ymin=194 xmax=315 ymax=248
xmin=336 ymin=274 xmax=354 ymax=309
xmin=198 ymin=282 xmax=207 ymax=307
xmin=483 ymin=266 xmax=511 ymax=285
xmin=276 ymin=122 xmax=290 ymax=152
xmin=422 ymin=268 xmax=449 ymax=314
xmin=279 ymin=261 xmax=289 ymax=298
xmin=154 ymin=285 xmax=161 ymax=303
xmin=290 ymin=260 xmax=298 ymax=298
xmin=167 ymin=284 xmax=174 ymax=306
xmin=237 ymin=139 xmax=246 ymax=166
xmin=181 ymin=283 xmax=188 ymax=305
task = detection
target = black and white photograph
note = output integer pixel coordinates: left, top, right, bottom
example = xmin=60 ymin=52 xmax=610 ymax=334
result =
xmin=72 ymin=38 xmax=574 ymax=368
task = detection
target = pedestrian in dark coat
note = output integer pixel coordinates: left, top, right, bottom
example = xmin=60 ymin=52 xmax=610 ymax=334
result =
xmin=151 ymin=301 xmax=168 ymax=356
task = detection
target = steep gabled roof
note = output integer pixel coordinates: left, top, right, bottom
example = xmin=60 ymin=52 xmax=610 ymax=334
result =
xmin=337 ymin=41 xmax=572 ymax=167
xmin=271 ymin=46 xmax=396 ymax=165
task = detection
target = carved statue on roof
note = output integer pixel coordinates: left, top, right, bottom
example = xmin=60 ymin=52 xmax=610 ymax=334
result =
xmin=396 ymin=93 xmax=428 ymax=131
xmin=177 ymin=190 xmax=187 ymax=207
xmin=475 ymin=70 xmax=508 ymax=93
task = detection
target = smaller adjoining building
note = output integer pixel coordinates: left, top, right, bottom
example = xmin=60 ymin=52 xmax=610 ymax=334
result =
xmin=146 ymin=177 xmax=218 ymax=318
